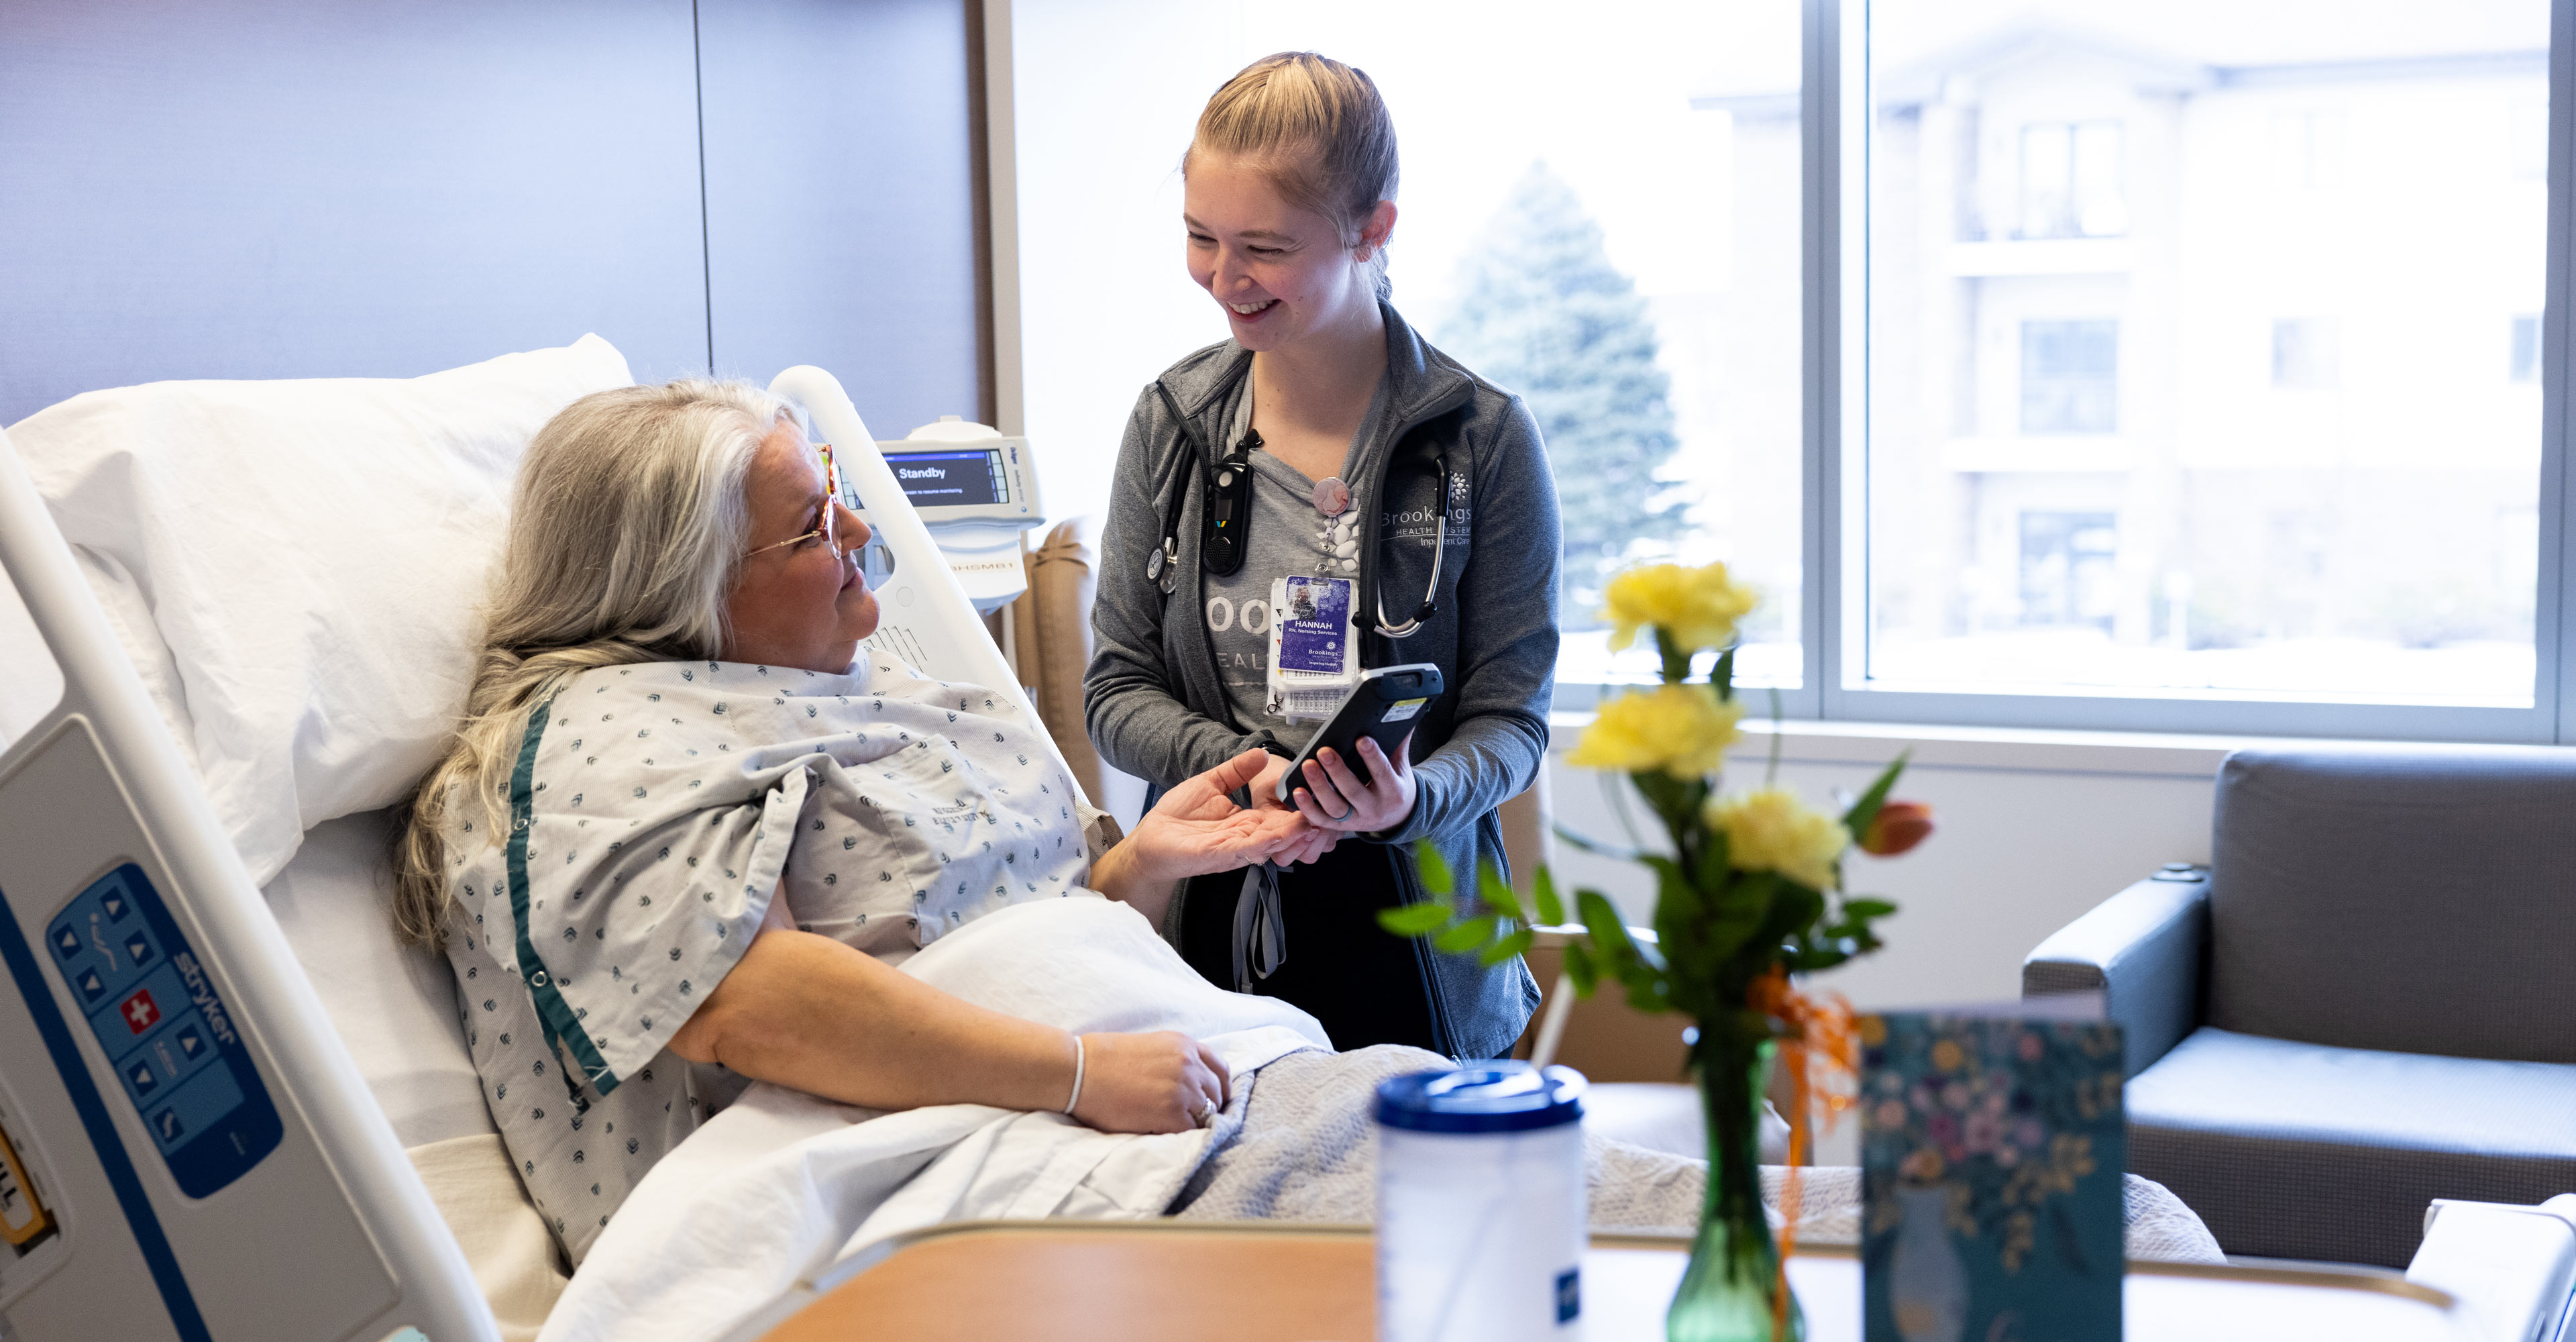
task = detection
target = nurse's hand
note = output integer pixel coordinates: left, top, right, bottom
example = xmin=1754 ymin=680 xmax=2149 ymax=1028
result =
xmin=1290 ymin=732 xmax=1417 ymax=835
xmin=1251 ymin=753 xmax=1340 ymax=867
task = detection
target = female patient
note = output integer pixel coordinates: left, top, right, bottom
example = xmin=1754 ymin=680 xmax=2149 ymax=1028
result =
xmin=392 ymin=380 xmax=1324 ymax=1260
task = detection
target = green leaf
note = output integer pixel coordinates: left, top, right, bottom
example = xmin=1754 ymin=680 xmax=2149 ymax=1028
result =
xmin=1434 ymin=914 xmax=1497 ymax=955
xmin=1631 ymin=771 xmax=1708 ymax=833
xmin=1532 ymin=864 xmax=1565 ymax=927
xmin=1577 ymin=888 xmax=1635 ymax=962
xmin=1711 ymin=646 xmax=1736 ymax=703
xmin=1747 ymin=882 xmax=1825 ymax=966
xmin=1562 ymin=939 xmax=1599 ymax=996
xmin=1412 ymin=839 xmax=1455 ymax=896
xmin=1479 ymin=926 xmax=1535 ymax=968
xmin=1699 ymin=868 xmax=1778 ymax=966
xmin=1642 ymin=854 xmax=1705 ymax=928
xmin=1842 ymin=897 xmax=1897 ymax=919
xmin=1477 ymin=860 xmax=1527 ymax=924
xmin=1841 ymin=750 xmax=1911 ymax=843
xmin=1377 ymin=902 xmax=1455 ymax=937
xmin=1654 ymin=625 xmax=1693 ymax=684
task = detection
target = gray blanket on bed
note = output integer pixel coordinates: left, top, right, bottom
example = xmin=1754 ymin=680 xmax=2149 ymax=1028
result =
xmin=1174 ymin=1046 xmax=2224 ymax=1266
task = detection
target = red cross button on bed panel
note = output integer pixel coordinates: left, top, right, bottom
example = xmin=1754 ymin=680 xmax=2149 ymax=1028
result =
xmin=121 ymin=989 xmax=160 ymax=1035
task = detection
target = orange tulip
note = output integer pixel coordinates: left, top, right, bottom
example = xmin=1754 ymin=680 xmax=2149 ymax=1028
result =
xmin=1860 ymin=800 xmax=1933 ymax=856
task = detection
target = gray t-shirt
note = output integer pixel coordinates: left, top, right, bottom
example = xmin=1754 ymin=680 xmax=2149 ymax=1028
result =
xmin=1199 ymin=378 xmax=1391 ymax=747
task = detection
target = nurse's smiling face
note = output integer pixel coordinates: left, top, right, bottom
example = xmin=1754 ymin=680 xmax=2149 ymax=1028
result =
xmin=722 ymin=421 xmax=876 ymax=672
xmin=1184 ymin=152 xmax=1394 ymax=353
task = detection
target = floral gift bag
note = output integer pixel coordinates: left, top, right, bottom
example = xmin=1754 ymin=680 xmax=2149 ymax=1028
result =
xmin=1860 ymin=1011 xmax=2127 ymax=1342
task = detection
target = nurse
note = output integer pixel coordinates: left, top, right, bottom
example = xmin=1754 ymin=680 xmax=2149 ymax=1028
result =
xmin=1086 ymin=52 xmax=1562 ymax=1060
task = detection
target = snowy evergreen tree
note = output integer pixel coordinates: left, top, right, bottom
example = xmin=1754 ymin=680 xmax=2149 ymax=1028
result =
xmin=1436 ymin=161 xmax=1684 ymax=621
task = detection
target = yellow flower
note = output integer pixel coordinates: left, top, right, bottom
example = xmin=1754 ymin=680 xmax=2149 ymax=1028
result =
xmin=1568 ymin=684 xmax=1743 ymax=779
xmin=1601 ymin=562 xmax=1761 ymax=655
xmin=1707 ymin=786 xmax=1850 ymax=890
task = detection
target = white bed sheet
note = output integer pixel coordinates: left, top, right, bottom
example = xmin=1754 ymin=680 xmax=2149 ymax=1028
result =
xmin=261 ymin=807 xmax=492 ymax=1149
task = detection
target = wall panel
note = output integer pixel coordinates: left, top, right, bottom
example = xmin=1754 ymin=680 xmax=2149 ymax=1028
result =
xmin=697 ymin=0 xmax=987 ymax=434
xmin=0 ymin=0 xmax=710 ymax=423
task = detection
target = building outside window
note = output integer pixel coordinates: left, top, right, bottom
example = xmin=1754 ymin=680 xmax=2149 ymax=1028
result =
xmin=2018 ymin=511 xmax=2120 ymax=630
xmin=2021 ymin=319 xmax=2119 ymax=433
xmin=2019 ymin=119 xmax=2127 ymax=239
xmin=1860 ymin=3 xmax=2545 ymax=709
xmin=2271 ymin=318 xmax=2341 ymax=389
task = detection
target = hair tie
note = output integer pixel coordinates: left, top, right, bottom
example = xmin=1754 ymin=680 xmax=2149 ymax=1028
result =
xmin=1063 ymin=1034 xmax=1087 ymax=1116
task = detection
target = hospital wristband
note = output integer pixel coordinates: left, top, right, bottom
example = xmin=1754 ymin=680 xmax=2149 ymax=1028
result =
xmin=1064 ymin=1033 xmax=1087 ymax=1116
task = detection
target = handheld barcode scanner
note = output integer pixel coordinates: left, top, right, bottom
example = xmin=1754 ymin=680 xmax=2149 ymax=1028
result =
xmin=1274 ymin=664 xmax=1445 ymax=803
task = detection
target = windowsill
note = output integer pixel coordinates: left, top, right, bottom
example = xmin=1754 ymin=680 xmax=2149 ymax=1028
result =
xmin=1542 ymin=712 xmax=2465 ymax=779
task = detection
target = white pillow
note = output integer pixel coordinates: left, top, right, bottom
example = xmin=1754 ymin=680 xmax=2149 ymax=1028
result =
xmin=8 ymin=336 xmax=633 ymax=883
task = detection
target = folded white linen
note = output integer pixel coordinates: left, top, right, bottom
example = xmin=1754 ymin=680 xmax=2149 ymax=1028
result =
xmin=536 ymin=895 xmax=1329 ymax=1342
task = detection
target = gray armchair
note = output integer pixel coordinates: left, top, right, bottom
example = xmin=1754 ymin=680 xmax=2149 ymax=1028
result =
xmin=2022 ymin=745 xmax=2576 ymax=1268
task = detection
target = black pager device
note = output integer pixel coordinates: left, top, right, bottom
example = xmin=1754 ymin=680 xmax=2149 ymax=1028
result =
xmin=1274 ymin=663 xmax=1445 ymax=803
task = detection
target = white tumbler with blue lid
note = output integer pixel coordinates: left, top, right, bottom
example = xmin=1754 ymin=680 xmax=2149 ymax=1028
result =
xmin=1375 ymin=1063 xmax=1588 ymax=1341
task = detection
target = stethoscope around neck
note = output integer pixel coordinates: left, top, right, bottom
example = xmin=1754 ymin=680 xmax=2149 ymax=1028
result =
xmin=1146 ymin=381 xmax=1445 ymax=639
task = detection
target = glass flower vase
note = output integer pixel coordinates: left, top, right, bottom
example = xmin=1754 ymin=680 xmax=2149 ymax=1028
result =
xmin=1668 ymin=1033 xmax=1803 ymax=1342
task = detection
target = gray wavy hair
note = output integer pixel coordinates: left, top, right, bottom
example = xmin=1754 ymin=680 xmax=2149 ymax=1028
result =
xmin=391 ymin=378 xmax=801 ymax=945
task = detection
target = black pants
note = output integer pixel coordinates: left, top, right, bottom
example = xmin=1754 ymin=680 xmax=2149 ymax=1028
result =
xmin=1176 ymin=840 xmax=1444 ymax=1054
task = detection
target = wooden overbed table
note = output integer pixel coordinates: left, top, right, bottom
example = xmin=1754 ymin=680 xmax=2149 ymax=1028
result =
xmin=748 ymin=1220 xmax=2463 ymax=1341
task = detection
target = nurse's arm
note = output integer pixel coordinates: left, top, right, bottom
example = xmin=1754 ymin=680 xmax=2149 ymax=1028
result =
xmin=667 ymin=896 xmax=1226 ymax=1132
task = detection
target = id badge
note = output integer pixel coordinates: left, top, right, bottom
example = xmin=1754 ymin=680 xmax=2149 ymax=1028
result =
xmin=1267 ymin=574 xmax=1358 ymax=721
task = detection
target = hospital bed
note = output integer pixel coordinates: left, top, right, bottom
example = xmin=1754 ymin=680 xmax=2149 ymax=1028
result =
xmin=0 ymin=338 xmax=2559 ymax=1342
xmin=0 ymin=339 xmax=1083 ymax=1341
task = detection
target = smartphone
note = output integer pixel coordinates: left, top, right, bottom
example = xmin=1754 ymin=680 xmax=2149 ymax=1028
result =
xmin=1275 ymin=664 xmax=1445 ymax=804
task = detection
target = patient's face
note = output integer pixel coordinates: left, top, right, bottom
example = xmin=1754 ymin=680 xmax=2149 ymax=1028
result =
xmin=724 ymin=423 xmax=876 ymax=672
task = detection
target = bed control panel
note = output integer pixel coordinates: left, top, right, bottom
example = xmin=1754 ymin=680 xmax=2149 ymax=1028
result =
xmin=44 ymin=863 xmax=280 ymax=1198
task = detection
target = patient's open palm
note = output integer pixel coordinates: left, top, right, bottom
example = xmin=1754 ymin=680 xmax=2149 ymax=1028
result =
xmin=1128 ymin=749 xmax=1313 ymax=882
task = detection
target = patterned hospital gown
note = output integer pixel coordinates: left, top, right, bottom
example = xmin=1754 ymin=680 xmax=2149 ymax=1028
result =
xmin=440 ymin=655 xmax=1102 ymax=1263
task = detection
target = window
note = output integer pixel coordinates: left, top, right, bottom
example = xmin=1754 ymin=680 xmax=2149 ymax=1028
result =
xmin=1010 ymin=0 xmax=1806 ymax=701
xmin=2019 ymin=121 xmax=2126 ymax=239
xmin=2018 ymin=512 xmax=2118 ymax=630
xmin=2021 ymin=320 xmax=2118 ymax=433
xmin=2271 ymin=111 xmax=2347 ymax=190
xmin=1856 ymin=1 xmax=2551 ymax=733
xmin=2271 ymin=319 xmax=2341 ymax=389
xmin=1012 ymin=0 xmax=2569 ymax=741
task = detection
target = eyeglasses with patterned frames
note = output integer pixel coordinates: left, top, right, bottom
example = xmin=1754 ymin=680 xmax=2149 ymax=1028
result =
xmin=745 ymin=440 xmax=847 ymax=560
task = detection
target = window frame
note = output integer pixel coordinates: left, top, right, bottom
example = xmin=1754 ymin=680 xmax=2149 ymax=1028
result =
xmin=1788 ymin=0 xmax=2576 ymax=745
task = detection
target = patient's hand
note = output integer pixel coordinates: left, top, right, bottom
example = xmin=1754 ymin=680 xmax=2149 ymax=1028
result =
xmin=1071 ymin=1031 xmax=1229 ymax=1134
xmin=1126 ymin=749 xmax=1315 ymax=883
xmin=1086 ymin=750 xmax=1317 ymax=923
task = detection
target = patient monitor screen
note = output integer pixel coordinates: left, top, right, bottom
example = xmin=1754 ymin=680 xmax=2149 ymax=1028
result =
xmin=885 ymin=449 xmax=1009 ymax=507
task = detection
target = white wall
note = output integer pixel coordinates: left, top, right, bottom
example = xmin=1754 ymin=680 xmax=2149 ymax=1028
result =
xmin=1543 ymin=720 xmax=2226 ymax=1010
